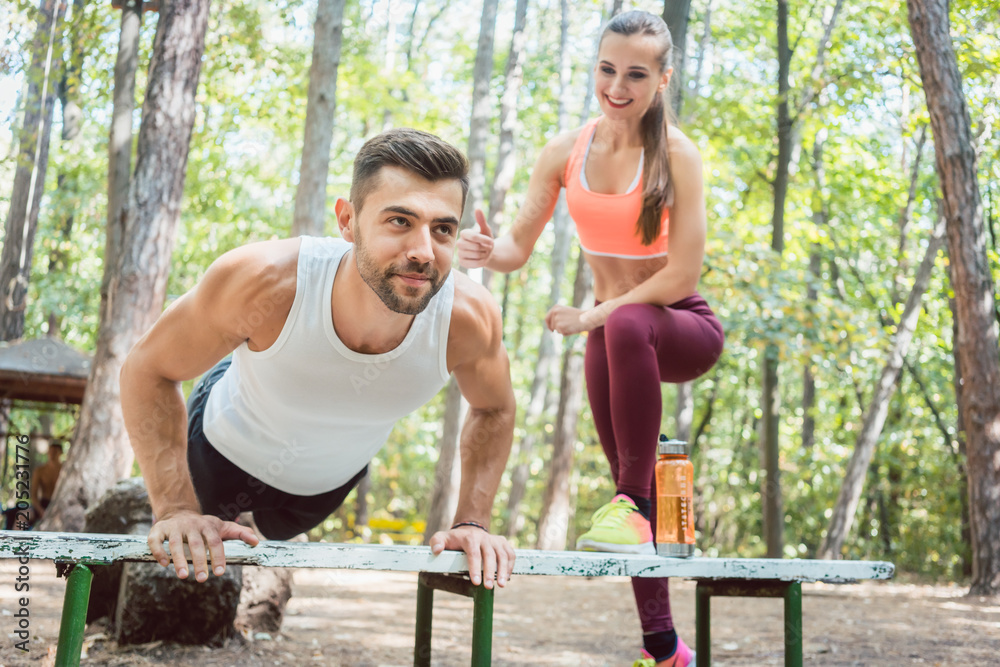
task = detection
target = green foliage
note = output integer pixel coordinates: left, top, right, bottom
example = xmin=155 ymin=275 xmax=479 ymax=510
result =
xmin=2 ymin=0 xmax=996 ymax=581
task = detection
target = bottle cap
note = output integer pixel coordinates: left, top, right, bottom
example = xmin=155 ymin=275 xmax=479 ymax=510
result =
xmin=658 ymin=436 xmax=688 ymax=456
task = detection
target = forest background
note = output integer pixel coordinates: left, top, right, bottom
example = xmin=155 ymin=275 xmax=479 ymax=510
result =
xmin=1 ymin=0 xmax=998 ymax=587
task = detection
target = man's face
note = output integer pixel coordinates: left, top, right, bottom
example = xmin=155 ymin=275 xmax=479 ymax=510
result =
xmin=338 ymin=166 xmax=463 ymax=315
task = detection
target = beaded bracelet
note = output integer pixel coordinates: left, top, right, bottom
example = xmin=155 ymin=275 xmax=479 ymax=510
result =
xmin=451 ymin=520 xmax=489 ymax=533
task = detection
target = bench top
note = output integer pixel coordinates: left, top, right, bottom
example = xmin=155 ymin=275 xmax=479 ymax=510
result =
xmin=0 ymin=531 xmax=894 ymax=583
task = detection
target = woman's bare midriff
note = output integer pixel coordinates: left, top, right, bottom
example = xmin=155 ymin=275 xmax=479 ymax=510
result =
xmin=585 ymin=252 xmax=669 ymax=302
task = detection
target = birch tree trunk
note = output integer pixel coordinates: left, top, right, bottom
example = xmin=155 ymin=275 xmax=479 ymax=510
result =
xmin=894 ymin=127 xmax=928 ymax=304
xmin=505 ymin=0 xmax=573 ymax=538
xmin=817 ymin=218 xmax=946 ymax=559
xmin=0 ymin=0 xmax=67 ymax=341
xmin=799 ymin=0 xmax=846 ymax=468
xmin=426 ymin=0 xmax=497 ymax=536
xmin=41 ymin=0 xmax=212 ymax=532
xmin=537 ymin=250 xmax=593 ymax=549
xmin=291 ymin=0 xmax=346 ymax=237
xmin=481 ymin=0 xmax=528 ymax=291
xmin=907 ymin=0 xmax=1000 ymax=596
xmin=459 ymin=0 xmax=498 ymax=232
xmin=422 ymin=378 xmax=466 ymax=540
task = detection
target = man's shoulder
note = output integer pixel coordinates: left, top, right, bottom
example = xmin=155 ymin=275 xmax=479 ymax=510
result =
xmin=297 ymin=235 xmax=351 ymax=259
xmin=195 ymin=238 xmax=303 ymax=327
xmin=448 ymin=272 xmax=503 ymax=352
xmin=203 ymin=238 xmax=302 ymax=294
xmin=213 ymin=238 xmax=302 ymax=275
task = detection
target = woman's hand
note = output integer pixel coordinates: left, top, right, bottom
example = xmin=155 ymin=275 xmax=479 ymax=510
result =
xmin=457 ymin=210 xmax=495 ymax=269
xmin=545 ymin=304 xmax=604 ymax=335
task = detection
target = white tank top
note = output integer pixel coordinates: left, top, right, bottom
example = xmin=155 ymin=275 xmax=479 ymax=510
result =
xmin=202 ymin=236 xmax=454 ymax=495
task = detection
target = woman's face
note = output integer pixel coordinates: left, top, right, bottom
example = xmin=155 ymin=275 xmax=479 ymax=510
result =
xmin=594 ymin=32 xmax=671 ymax=120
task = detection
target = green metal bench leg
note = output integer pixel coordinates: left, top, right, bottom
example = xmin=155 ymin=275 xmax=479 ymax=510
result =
xmin=694 ymin=579 xmax=805 ymax=667
xmin=55 ymin=563 xmax=93 ymax=667
xmin=414 ymin=576 xmax=434 ymax=667
xmin=695 ymin=582 xmax=710 ymax=666
xmin=783 ymin=582 xmax=802 ymax=667
xmin=414 ymin=573 xmax=494 ymax=667
xmin=470 ymin=584 xmax=493 ymax=667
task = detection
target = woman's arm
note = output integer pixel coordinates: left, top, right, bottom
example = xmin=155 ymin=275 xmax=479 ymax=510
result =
xmin=457 ymin=131 xmax=576 ymax=272
xmin=546 ymin=133 xmax=708 ymax=334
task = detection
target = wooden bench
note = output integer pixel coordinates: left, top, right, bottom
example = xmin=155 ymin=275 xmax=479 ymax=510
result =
xmin=0 ymin=531 xmax=893 ymax=667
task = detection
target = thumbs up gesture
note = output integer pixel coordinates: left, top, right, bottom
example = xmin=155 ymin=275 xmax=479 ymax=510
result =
xmin=457 ymin=209 xmax=495 ymax=269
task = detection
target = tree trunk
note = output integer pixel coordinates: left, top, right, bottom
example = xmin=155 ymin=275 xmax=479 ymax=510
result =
xmin=907 ymin=0 xmax=1000 ymax=596
xmin=459 ymin=0 xmax=498 ymax=233
xmin=354 ymin=470 xmax=370 ymax=536
xmin=760 ymin=0 xmax=792 ymax=559
xmin=504 ymin=0 xmax=574 ymax=538
xmin=40 ymin=0 xmax=212 ymax=532
xmin=818 ymin=218 xmax=946 ymax=559
xmin=537 ymin=250 xmax=593 ymax=550
xmin=685 ymin=0 xmax=712 ymax=116
xmin=104 ymin=0 xmax=143 ymax=331
xmin=951 ymin=303 xmax=973 ymax=578
xmin=47 ymin=0 xmax=88 ymax=336
xmin=377 ymin=2 xmax=399 ymax=145
xmin=662 ymin=0 xmax=694 ymax=439
xmin=424 ymin=0 xmax=499 ymax=538
xmin=894 ymin=127 xmax=928 ymax=304
xmin=0 ymin=0 xmax=67 ymax=341
xmin=481 ymin=0 xmax=528 ymax=291
xmin=291 ymin=0 xmax=346 ymax=238
xmin=661 ymin=0 xmax=691 ymax=117
xmin=422 ymin=378 xmax=466 ymax=541
xmin=674 ymin=381 xmax=693 ymax=442
xmin=802 ymin=135 xmax=827 ymax=460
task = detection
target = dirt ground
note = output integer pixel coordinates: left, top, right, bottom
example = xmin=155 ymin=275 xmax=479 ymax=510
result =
xmin=0 ymin=560 xmax=996 ymax=666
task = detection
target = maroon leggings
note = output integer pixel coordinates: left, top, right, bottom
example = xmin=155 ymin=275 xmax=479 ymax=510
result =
xmin=585 ymin=293 xmax=723 ymax=634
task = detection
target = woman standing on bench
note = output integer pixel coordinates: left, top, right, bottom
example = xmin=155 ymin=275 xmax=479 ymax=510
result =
xmin=457 ymin=10 xmax=722 ymax=667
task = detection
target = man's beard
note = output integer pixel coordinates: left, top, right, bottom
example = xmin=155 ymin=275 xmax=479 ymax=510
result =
xmin=353 ymin=229 xmax=447 ymax=315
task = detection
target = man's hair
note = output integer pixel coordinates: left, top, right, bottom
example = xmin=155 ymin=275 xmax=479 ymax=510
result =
xmin=350 ymin=128 xmax=470 ymax=214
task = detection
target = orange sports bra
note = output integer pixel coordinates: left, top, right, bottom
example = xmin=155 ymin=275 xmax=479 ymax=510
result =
xmin=564 ymin=117 xmax=669 ymax=258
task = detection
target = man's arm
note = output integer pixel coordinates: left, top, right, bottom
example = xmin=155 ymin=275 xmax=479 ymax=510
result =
xmin=430 ymin=275 xmax=517 ymax=588
xmin=120 ymin=239 xmax=298 ymax=581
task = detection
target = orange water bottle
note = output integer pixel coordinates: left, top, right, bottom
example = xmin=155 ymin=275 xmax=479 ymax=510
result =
xmin=655 ymin=436 xmax=695 ymax=557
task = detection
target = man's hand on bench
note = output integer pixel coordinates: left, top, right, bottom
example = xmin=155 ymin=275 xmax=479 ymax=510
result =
xmin=148 ymin=510 xmax=260 ymax=582
xmin=429 ymin=525 xmax=515 ymax=589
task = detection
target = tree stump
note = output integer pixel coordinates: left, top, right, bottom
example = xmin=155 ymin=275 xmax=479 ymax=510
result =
xmin=233 ymin=512 xmax=295 ymax=635
xmin=81 ymin=477 xmax=294 ymax=644
xmin=235 ymin=566 xmax=292 ymax=634
xmin=82 ymin=477 xmax=150 ymax=624
xmin=114 ymin=560 xmax=242 ymax=645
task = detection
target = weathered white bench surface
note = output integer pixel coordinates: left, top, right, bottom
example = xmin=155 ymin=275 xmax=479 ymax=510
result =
xmin=0 ymin=531 xmax=893 ymax=583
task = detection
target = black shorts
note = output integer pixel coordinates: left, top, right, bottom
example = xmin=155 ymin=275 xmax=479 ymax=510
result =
xmin=186 ymin=358 xmax=367 ymax=540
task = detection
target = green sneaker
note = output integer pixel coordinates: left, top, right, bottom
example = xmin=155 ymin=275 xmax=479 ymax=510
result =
xmin=576 ymin=494 xmax=655 ymax=555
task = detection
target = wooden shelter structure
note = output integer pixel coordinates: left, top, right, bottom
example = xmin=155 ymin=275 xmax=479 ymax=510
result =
xmin=0 ymin=338 xmax=91 ymax=405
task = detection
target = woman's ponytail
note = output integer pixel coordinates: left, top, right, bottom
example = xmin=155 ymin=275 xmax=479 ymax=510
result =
xmin=638 ymin=90 xmax=673 ymax=245
xmin=602 ymin=10 xmax=675 ymax=246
